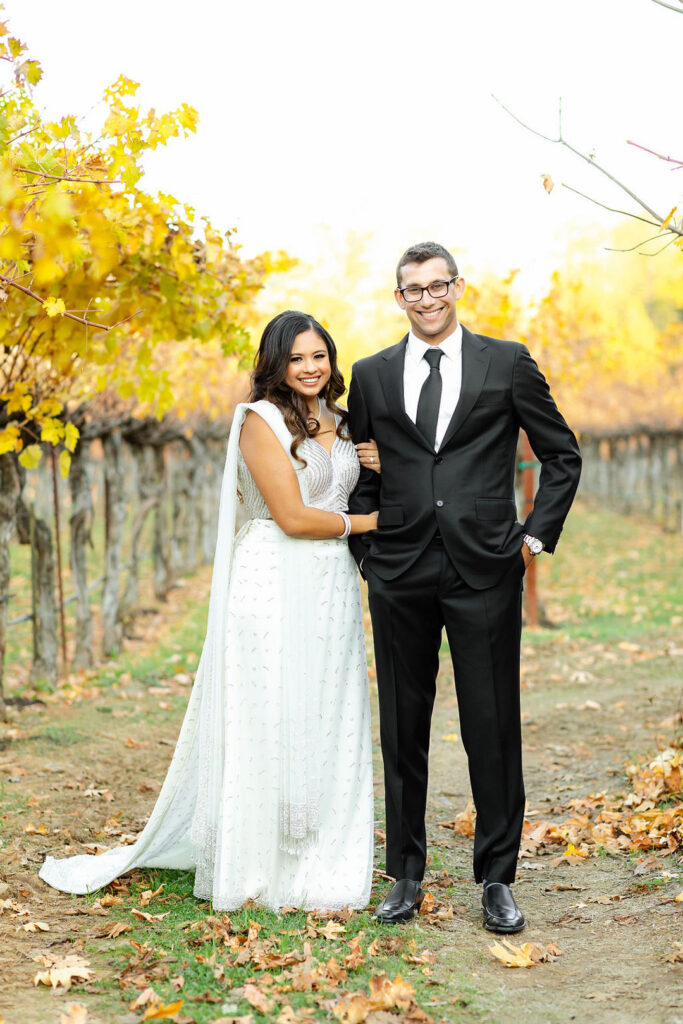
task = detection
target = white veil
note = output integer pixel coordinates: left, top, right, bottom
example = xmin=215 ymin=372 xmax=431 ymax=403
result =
xmin=40 ymin=400 xmax=320 ymax=899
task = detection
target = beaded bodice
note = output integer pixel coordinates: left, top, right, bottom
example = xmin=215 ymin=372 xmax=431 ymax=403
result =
xmin=237 ymin=417 xmax=360 ymax=519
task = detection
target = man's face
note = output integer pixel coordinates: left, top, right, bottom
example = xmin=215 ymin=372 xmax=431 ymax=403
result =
xmin=394 ymin=256 xmax=466 ymax=345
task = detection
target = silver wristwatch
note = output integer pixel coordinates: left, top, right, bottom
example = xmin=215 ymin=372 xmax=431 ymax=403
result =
xmin=523 ymin=534 xmax=544 ymax=556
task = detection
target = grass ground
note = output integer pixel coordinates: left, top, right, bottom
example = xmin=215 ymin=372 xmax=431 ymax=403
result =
xmin=1 ymin=498 xmax=682 ymax=1024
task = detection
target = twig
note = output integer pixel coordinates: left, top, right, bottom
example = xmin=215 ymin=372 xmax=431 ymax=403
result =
xmin=627 ymin=140 xmax=683 ymax=169
xmin=561 ymin=183 xmax=661 ymax=227
xmin=492 ymin=95 xmax=683 ymax=238
xmin=16 ymin=166 xmax=120 ymax=185
xmin=0 ymin=275 xmax=138 ymax=331
xmin=650 ymin=0 xmax=683 ymax=12
xmin=604 ymin=231 xmax=675 ymax=252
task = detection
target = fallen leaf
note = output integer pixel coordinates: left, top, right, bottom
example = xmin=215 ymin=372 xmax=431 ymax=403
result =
xmin=97 ymin=920 xmax=132 ymax=938
xmin=143 ymin=1001 xmax=184 ymax=1021
xmin=100 ymin=893 xmax=123 ymax=907
xmin=60 ymin=1005 xmax=88 ymax=1024
xmin=664 ymin=943 xmax=683 ymax=963
xmin=489 ymin=940 xmax=562 ymax=969
xmin=541 ymin=174 xmax=554 ymax=193
xmin=418 ymin=892 xmax=436 ymax=915
xmin=441 ymin=734 xmax=459 ymax=743
xmin=244 ymin=983 xmax=274 ymax=1015
xmin=131 ymin=988 xmax=158 ymax=1010
xmin=22 ymin=920 xmax=50 ymax=932
xmin=131 ymin=908 xmax=169 ymax=922
xmin=33 ymin=953 xmax=94 ymax=990
xmin=674 ymin=891 xmax=683 ymax=903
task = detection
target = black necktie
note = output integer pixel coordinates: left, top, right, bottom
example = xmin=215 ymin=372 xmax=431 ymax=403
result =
xmin=415 ymin=348 xmax=443 ymax=448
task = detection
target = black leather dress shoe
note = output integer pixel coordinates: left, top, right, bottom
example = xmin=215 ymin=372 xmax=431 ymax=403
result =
xmin=482 ymin=880 xmax=525 ymax=933
xmin=373 ymin=879 xmax=424 ymax=923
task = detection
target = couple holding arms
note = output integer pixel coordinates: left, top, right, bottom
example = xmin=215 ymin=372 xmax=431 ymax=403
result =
xmin=40 ymin=241 xmax=581 ymax=934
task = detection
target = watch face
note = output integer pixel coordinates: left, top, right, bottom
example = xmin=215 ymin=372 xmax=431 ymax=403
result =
xmin=530 ymin=539 xmax=542 ymax=554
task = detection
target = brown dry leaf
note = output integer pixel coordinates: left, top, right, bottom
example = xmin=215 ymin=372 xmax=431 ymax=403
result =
xmin=99 ymin=893 xmax=123 ymax=907
xmin=319 ymin=919 xmax=346 ymax=940
xmin=131 ymin=908 xmax=170 ymax=922
xmin=333 ymin=973 xmax=418 ymax=1023
xmin=59 ymin=1007 xmax=88 ymax=1024
xmin=60 ymin=1005 xmax=88 ymax=1024
xmin=438 ymin=798 xmax=476 ymax=838
xmin=131 ymin=988 xmax=159 ymax=1010
xmin=143 ymin=1001 xmax=184 ymax=1021
xmin=244 ymin=983 xmax=274 ymax=1015
xmin=403 ymin=950 xmax=436 ymax=965
xmin=343 ymin=934 xmax=365 ymax=969
xmin=418 ymin=892 xmax=435 ymax=915
xmin=23 ymin=822 xmax=49 ymax=834
xmin=22 ymin=920 xmax=50 ymax=932
xmin=367 ymin=935 xmax=405 ymax=957
xmin=96 ymin=920 xmax=132 ymax=939
xmin=140 ymin=884 xmax=164 ymax=906
xmin=674 ymin=891 xmax=683 ymax=903
xmin=33 ymin=953 xmax=94 ymax=990
xmin=276 ymin=1009 xmax=298 ymax=1024
xmin=489 ymin=940 xmax=562 ymax=969
xmin=664 ymin=943 xmax=683 ymax=963
xmin=125 ymin=737 xmax=150 ymax=748
xmin=541 ymin=173 xmax=554 ymax=193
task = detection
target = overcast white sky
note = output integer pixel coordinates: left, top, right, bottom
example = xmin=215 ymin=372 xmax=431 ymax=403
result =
xmin=7 ymin=0 xmax=681 ymax=291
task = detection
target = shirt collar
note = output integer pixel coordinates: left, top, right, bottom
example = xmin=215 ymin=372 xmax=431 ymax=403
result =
xmin=407 ymin=321 xmax=462 ymax=364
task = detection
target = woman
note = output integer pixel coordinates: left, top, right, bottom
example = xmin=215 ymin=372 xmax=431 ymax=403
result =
xmin=39 ymin=311 xmax=379 ymax=912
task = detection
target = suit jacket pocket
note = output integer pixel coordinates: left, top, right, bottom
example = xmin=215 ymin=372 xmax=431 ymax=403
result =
xmin=475 ymin=498 xmax=517 ymax=520
xmin=378 ymin=506 xmax=404 ymax=527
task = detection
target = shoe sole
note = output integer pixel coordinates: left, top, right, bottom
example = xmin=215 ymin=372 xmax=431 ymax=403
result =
xmin=483 ymin=919 xmax=526 ymax=933
xmin=372 ymin=908 xmax=416 ymax=924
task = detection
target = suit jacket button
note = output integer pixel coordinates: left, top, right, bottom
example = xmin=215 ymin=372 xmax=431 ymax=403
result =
xmin=435 ymin=456 xmax=443 ymax=464
xmin=436 ymin=500 xmax=444 ymax=508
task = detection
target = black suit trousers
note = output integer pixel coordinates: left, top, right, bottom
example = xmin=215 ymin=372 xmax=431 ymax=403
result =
xmin=366 ymin=542 xmax=525 ymax=885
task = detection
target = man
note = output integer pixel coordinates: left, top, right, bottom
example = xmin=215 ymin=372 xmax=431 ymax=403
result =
xmin=348 ymin=242 xmax=581 ymax=932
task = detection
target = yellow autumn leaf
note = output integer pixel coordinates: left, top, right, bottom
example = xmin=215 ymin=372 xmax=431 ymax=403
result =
xmin=58 ymin=449 xmax=71 ymax=478
xmin=0 ymin=423 xmax=21 ymax=454
xmin=18 ymin=444 xmax=43 ymax=469
xmin=441 ymin=733 xmax=459 ymax=743
xmin=42 ymin=296 xmax=66 ymax=317
xmin=142 ymin=1000 xmax=183 ymax=1021
xmin=661 ymin=206 xmax=677 ymax=230
xmin=64 ymin=421 xmax=79 ymax=452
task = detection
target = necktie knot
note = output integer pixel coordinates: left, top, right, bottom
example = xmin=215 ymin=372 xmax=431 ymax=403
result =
xmin=424 ymin=348 xmax=443 ymax=370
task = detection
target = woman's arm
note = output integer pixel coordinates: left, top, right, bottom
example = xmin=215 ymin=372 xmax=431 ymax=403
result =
xmin=240 ymin=411 xmax=377 ymax=539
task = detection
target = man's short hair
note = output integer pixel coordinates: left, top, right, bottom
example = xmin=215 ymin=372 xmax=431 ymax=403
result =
xmin=396 ymin=242 xmax=459 ymax=286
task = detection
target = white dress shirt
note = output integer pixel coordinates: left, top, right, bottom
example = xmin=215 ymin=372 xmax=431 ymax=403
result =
xmin=403 ymin=322 xmax=463 ymax=451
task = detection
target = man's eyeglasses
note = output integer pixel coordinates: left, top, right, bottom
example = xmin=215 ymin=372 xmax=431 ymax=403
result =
xmin=397 ymin=276 xmax=459 ymax=303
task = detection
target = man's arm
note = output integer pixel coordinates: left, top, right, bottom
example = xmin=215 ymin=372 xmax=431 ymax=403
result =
xmin=347 ymin=368 xmax=381 ymax=571
xmin=512 ymin=344 xmax=582 ymax=553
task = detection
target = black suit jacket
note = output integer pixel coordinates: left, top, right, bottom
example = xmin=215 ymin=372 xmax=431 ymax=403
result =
xmin=347 ymin=326 xmax=582 ymax=589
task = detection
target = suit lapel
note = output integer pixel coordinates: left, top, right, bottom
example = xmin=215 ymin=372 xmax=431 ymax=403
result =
xmin=378 ymin=336 xmax=434 ymax=454
xmin=439 ymin=326 xmax=491 ymax=451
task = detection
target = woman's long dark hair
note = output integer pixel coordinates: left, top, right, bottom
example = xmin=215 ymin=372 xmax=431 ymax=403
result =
xmin=249 ymin=310 xmax=350 ymax=463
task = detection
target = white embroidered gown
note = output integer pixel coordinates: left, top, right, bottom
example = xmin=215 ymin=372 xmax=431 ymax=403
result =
xmin=39 ymin=401 xmax=374 ymax=911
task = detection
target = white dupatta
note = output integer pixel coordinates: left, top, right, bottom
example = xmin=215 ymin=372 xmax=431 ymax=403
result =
xmin=40 ymin=400 xmax=321 ymax=899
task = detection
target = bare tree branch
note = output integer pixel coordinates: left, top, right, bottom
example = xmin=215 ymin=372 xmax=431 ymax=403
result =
xmin=0 ymin=275 xmax=138 ymax=331
xmin=16 ymin=166 xmax=120 ymax=186
xmin=561 ymin=183 xmax=662 ymax=227
xmin=492 ymin=95 xmax=683 ymax=239
xmin=627 ymin=140 xmax=683 ymax=169
xmin=650 ymin=0 xmax=683 ymax=13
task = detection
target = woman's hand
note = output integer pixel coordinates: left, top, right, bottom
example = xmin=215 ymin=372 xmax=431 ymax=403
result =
xmin=356 ymin=439 xmax=381 ymax=474
xmin=349 ymin=511 xmax=378 ymax=534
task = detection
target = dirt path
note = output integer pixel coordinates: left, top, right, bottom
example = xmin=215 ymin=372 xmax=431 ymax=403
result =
xmin=1 ymin=501 xmax=682 ymax=1023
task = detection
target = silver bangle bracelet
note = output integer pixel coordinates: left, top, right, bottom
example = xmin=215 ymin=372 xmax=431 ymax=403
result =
xmin=337 ymin=511 xmax=351 ymax=539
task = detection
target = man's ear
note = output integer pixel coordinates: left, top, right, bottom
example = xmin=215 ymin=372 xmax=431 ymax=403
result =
xmin=455 ymin=276 xmax=466 ymax=300
xmin=394 ymin=288 xmax=407 ymax=311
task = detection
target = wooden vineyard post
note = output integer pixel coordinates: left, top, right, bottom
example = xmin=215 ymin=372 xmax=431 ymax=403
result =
xmin=520 ymin=431 xmax=539 ymax=628
xmin=50 ymin=448 xmax=68 ymax=671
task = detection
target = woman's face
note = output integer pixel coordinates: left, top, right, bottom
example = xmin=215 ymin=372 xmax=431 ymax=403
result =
xmin=284 ymin=328 xmax=332 ymax=401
